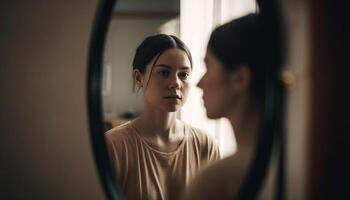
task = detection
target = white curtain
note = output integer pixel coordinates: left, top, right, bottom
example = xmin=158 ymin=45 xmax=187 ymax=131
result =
xmin=180 ymin=0 xmax=256 ymax=158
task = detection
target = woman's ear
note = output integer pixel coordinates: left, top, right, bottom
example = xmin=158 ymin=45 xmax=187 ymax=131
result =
xmin=229 ymin=65 xmax=251 ymax=93
xmin=133 ymin=69 xmax=144 ymax=87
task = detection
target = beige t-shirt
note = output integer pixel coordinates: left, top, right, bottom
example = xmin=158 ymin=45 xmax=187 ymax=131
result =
xmin=105 ymin=121 xmax=220 ymax=200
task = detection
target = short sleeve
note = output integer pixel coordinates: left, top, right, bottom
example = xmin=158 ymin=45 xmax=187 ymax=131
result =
xmin=188 ymin=125 xmax=221 ymax=167
xmin=105 ymin=133 xmax=122 ymax=178
xmin=209 ymin=139 xmax=220 ymax=161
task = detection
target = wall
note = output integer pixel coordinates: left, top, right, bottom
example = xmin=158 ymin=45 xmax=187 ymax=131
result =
xmin=0 ymin=1 xmax=105 ymax=199
xmin=115 ymin=0 xmax=179 ymax=12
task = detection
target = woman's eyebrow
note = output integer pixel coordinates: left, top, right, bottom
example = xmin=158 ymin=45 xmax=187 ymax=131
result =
xmin=155 ymin=64 xmax=172 ymax=69
xmin=155 ymin=64 xmax=191 ymax=70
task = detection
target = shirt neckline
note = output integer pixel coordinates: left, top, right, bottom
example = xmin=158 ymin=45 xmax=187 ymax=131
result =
xmin=128 ymin=121 xmax=187 ymax=156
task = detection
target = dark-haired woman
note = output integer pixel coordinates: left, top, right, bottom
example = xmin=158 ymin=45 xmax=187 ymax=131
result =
xmin=105 ymin=34 xmax=220 ymax=200
xmin=183 ymin=14 xmax=267 ymax=199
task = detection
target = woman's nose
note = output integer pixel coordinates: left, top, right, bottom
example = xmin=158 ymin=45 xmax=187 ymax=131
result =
xmin=197 ymin=77 xmax=203 ymax=89
xmin=168 ymin=75 xmax=180 ymax=89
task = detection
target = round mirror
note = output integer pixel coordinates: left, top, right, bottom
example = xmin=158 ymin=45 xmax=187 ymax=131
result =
xmin=88 ymin=0 xmax=284 ymax=199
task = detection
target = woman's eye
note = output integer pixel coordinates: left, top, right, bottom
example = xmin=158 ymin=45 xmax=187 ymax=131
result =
xmin=158 ymin=70 xmax=169 ymax=77
xmin=179 ymin=72 xmax=190 ymax=80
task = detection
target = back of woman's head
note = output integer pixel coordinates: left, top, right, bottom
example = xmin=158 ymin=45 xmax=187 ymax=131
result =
xmin=132 ymin=34 xmax=193 ymax=73
xmin=208 ymin=13 xmax=267 ymax=102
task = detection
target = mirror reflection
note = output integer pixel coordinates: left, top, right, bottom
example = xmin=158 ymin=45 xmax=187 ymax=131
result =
xmin=102 ymin=0 xmax=265 ymax=199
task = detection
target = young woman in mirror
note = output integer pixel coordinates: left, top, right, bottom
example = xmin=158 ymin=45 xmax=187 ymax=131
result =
xmin=105 ymin=34 xmax=220 ymax=200
xmin=183 ymin=14 xmax=267 ymax=199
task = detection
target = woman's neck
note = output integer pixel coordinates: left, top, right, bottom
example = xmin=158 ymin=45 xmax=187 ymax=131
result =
xmin=132 ymin=106 xmax=179 ymax=139
xmin=131 ymin=106 xmax=185 ymax=153
xmin=228 ymin=100 xmax=260 ymax=151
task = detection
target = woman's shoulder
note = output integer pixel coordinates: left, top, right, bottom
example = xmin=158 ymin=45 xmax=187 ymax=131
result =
xmin=105 ymin=121 xmax=134 ymax=143
xmin=184 ymin=122 xmax=217 ymax=146
xmin=182 ymin=121 xmax=220 ymax=159
xmin=197 ymin=155 xmax=237 ymax=179
xmin=183 ymin=156 xmax=239 ymax=200
xmin=182 ymin=121 xmax=215 ymax=141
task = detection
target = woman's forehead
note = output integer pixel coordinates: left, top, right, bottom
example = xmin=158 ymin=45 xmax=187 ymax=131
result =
xmin=151 ymin=49 xmax=191 ymax=68
xmin=158 ymin=48 xmax=190 ymax=60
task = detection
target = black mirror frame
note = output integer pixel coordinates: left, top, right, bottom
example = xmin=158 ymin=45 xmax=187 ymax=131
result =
xmin=87 ymin=0 xmax=122 ymax=199
xmin=87 ymin=0 xmax=285 ymax=199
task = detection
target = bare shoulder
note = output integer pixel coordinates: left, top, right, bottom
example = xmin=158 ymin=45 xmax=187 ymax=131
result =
xmin=194 ymin=155 xmax=237 ymax=183
xmin=183 ymin=156 xmax=244 ymax=200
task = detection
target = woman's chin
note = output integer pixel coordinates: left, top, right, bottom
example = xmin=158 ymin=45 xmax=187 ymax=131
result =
xmin=162 ymin=104 xmax=182 ymax=113
xmin=206 ymin=109 xmax=223 ymax=120
xmin=159 ymin=101 xmax=183 ymax=112
xmin=166 ymin=106 xmax=180 ymax=113
xmin=206 ymin=113 xmax=219 ymax=119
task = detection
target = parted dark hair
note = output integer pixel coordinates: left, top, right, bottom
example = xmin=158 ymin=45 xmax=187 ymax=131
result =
xmin=132 ymin=34 xmax=193 ymax=73
xmin=208 ymin=13 xmax=267 ymax=102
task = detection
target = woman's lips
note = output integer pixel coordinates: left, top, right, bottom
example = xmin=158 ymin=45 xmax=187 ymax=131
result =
xmin=164 ymin=95 xmax=181 ymax=99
